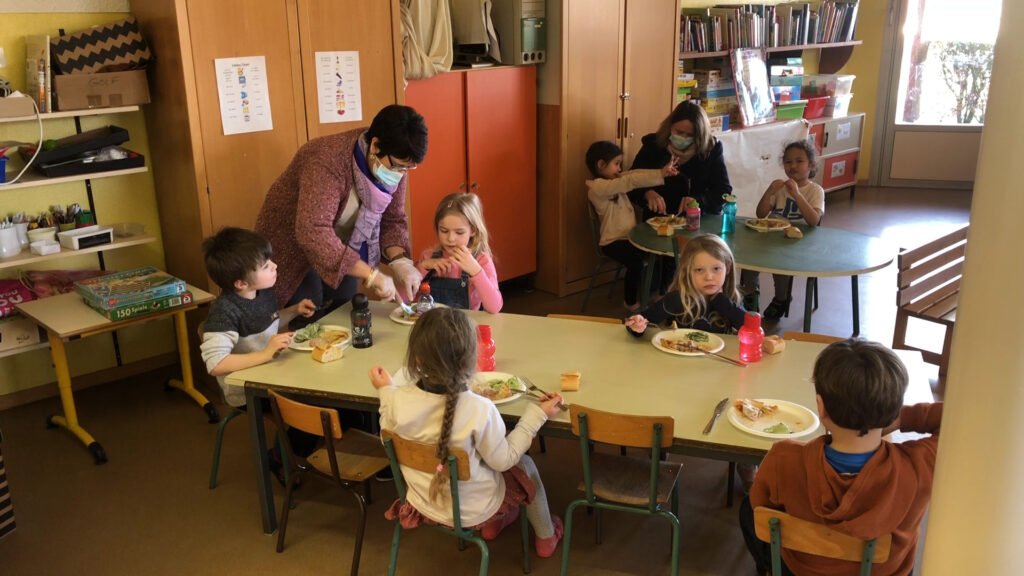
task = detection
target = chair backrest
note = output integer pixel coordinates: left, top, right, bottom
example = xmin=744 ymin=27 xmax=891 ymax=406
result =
xmin=547 ymin=313 xmax=622 ymax=325
xmin=896 ymin=224 xmax=968 ymax=316
xmin=782 ymin=331 xmax=843 ymax=345
xmin=269 ymin=389 xmax=341 ymax=439
xmin=587 ymin=202 xmax=604 ymax=259
xmin=570 ymin=404 xmax=674 ymax=449
xmin=380 ymin=430 xmax=470 ymax=480
xmin=754 ymin=507 xmax=892 ymax=571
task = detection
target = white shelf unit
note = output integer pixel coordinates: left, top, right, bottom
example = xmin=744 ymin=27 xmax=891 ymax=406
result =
xmin=0 ymin=167 xmax=148 ymax=191
xmin=0 ymin=234 xmax=156 ymax=271
xmin=0 ymin=105 xmax=141 ymax=124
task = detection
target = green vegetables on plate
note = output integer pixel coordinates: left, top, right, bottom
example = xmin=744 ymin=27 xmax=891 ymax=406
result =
xmin=686 ymin=331 xmax=710 ymax=343
xmin=292 ymin=322 xmax=322 ymax=344
xmin=763 ymin=422 xmax=792 ymax=434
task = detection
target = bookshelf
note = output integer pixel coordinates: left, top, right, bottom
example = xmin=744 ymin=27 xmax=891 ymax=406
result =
xmin=0 ymin=105 xmax=140 ymax=124
xmin=678 ymin=40 xmax=861 ymax=73
xmin=0 ymin=166 xmax=148 ymax=191
xmin=0 ymin=234 xmax=156 ymax=271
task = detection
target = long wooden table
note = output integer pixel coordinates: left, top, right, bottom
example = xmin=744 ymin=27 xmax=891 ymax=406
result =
xmin=17 ymin=285 xmax=216 ymax=464
xmin=629 ymin=215 xmax=895 ymax=334
xmin=226 ymin=301 xmax=931 ymax=534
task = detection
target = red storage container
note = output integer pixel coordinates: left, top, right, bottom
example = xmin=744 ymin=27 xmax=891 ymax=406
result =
xmin=803 ymin=96 xmax=829 ymax=119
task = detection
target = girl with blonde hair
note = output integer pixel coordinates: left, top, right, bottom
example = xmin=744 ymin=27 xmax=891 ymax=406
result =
xmin=371 ymin=308 xmax=565 ymax=557
xmin=416 ymin=192 xmax=502 ymax=313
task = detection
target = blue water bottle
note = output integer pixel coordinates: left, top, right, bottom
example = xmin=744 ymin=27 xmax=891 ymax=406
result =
xmin=721 ymin=194 xmax=737 ymax=235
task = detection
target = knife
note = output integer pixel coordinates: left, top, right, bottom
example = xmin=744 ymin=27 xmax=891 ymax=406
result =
xmin=702 ymin=397 xmax=730 ymax=435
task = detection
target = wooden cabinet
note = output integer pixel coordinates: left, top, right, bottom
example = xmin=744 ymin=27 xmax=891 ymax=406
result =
xmin=536 ymin=0 xmax=679 ymax=296
xmin=133 ymin=0 xmax=403 ymax=289
xmin=809 ymin=113 xmax=864 ymax=194
xmin=406 ymin=66 xmax=537 ymax=282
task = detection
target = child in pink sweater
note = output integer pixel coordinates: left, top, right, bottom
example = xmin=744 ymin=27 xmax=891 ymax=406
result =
xmin=416 ymin=192 xmax=502 ymax=313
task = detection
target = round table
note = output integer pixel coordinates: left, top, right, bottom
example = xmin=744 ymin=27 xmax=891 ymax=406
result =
xmin=629 ymin=215 xmax=895 ymax=334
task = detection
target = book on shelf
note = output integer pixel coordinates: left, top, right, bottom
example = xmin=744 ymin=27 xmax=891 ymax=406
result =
xmin=24 ymin=35 xmax=52 ymax=113
xmin=75 ymin=267 xmax=187 ymax=311
xmin=86 ymin=291 xmax=194 ymax=321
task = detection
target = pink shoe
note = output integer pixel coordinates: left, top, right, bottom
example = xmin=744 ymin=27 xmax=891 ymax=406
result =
xmin=535 ymin=515 xmax=563 ymax=558
xmin=480 ymin=506 xmax=520 ymax=541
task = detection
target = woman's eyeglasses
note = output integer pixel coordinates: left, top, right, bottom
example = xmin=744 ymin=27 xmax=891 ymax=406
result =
xmin=387 ymin=155 xmax=417 ymax=173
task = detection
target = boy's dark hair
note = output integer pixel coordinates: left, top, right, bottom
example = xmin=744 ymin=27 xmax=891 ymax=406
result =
xmin=813 ymin=338 xmax=908 ymax=436
xmin=784 ymin=140 xmax=818 ymax=178
xmin=202 ymin=227 xmax=273 ymax=293
xmin=366 ymin=104 xmax=429 ymax=164
xmin=585 ymin=140 xmax=623 ymax=177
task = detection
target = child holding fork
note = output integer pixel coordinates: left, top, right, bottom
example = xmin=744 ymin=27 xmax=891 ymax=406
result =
xmin=370 ymin=307 xmax=566 ymax=557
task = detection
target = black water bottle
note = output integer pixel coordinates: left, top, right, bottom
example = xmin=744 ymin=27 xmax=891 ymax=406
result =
xmin=351 ymin=293 xmax=373 ymax=348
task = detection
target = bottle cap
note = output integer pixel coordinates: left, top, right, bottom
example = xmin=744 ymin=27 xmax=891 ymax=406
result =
xmin=352 ymin=292 xmax=369 ymax=310
xmin=743 ymin=311 xmax=762 ymax=329
xmin=722 ymin=194 xmax=737 ymax=203
xmin=420 ymin=282 xmax=431 ymax=295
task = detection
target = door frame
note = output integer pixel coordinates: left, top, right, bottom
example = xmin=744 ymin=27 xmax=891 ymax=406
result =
xmin=870 ymin=0 xmax=982 ymax=189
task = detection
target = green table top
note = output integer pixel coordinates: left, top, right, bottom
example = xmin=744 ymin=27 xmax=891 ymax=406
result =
xmin=629 ymin=216 xmax=895 ymax=277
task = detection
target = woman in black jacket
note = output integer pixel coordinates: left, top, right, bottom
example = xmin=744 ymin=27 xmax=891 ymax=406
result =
xmin=630 ymin=101 xmax=733 ymax=219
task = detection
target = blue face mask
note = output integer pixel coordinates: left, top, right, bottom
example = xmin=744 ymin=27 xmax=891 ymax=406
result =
xmin=373 ymin=160 xmax=404 ymax=189
xmin=669 ymin=134 xmax=694 ymax=151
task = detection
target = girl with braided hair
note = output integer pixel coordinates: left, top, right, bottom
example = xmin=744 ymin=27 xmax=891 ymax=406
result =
xmin=370 ymin=307 xmax=565 ymax=557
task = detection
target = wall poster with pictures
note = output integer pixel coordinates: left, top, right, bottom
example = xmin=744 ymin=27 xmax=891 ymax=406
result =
xmin=731 ymin=48 xmax=776 ymax=126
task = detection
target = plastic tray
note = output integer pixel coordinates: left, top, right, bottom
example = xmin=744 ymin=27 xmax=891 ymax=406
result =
xmin=35 ymin=148 xmax=145 ymax=178
xmin=18 ymin=125 xmax=130 ymax=165
xmin=803 ymin=96 xmax=829 ymax=119
xmin=775 ymin=100 xmax=807 ymax=120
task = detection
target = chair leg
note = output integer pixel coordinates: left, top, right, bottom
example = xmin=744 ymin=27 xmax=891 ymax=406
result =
xmin=726 ymin=461 xmax=736 ymax=508
xmin=387 ymin=522 xmax=402 ymax=576
xmin=669 ymin=483 xmax=679 ymax=548
xmin=276 ymin=471 xmax=301 ymax=553
xmin=538 ymin=434 xmax=547 ymax=454
xmin=364 ymin=478 xmax=373 ymax=505
xmin=470 ymin=536 xmax=491 ymax=576
xmin=658 ymin=510 xmax=682 ymax=576
xmin=348 ymin=491 xmax=368 ymax=576
xmin=520 ymin=504 xmax=532 ymax=574
xmin=810 ymin=277 xmax=819 ymax=311
xmin=606 ymin=265 xmax=622 ymax=300
xmin=209 ymin=408 xmax=244 ymax=489
xmin=581 ymin=263 xmax=601 ymax=313
xmin=938 ymin=323 xmax=955 ymax=376
xmin=560 ymin=500 xmax=586 ymax=576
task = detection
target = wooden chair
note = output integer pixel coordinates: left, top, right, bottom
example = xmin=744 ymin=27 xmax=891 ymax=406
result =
xmin=782 ymin=331 xmax=843 ymax=344
xmin=381 ymin=431 xmax=531 ymax=576
xmin=546 ymin=314 xmax=622 ymax=325
xmin=561 ymin=405 xmax=682 ymax=576
xmin=893 ymin=224 xmax=968 ymax=376
xmin=754 ymin=506 xmax=892 ymax=576
xmin=269 ymin=389 xmax=390 ymax=576
xmin=582 ymin=203 xmax=627 ymax=313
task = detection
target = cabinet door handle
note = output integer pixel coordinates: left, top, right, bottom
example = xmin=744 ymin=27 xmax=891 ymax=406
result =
xmin=621 ymin=92 xmax=631 ymax=101
xmin=617 ymin=118 xmax=622 ymax=139
xmin=458 ymin=182 xmax=466 ymax=191
xmin=824 ymin=132 xmax=830 ymax=148
xmin=470 ymin=182 xmax=478 ymax=190
xmin=624 ymin=117 xmax=630 ymax=138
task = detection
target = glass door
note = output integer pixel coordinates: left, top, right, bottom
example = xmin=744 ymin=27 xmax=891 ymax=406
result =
xmin=877 ymin=0 xmax=1001 ymax=188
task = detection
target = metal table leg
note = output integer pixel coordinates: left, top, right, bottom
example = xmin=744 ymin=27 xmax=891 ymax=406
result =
xmin=45 ymin=332 xmax=106 ymax=464
xmin=851 ymin=275 xmax=860 ymax=336
xmin=247 ymin=387 xmax=276 ymax=534
xmin=166 ymin=310 xmax=218 ymax=422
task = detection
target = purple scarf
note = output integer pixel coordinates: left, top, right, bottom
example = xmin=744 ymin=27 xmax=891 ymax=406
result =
xmin=348 ymin=135 xmax=399 ymax=266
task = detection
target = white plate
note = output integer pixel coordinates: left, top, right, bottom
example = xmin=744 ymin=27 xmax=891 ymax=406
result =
xmin=646 ymin=215 xmax=687 ymax=229
xmin=744 ymin=218 xmax=792 ymax=232
xmin=289 ymin=325 xmax=351 ymax=351
xmin=470 ymin=372 xmax=526 ymax=405
xmin=651 ymin=329 xmax=726 ymax=356
xmin=388 ymin=303 xmax=447 ymax=325
xmin=727 ymin=399 xmax=820 ymax=439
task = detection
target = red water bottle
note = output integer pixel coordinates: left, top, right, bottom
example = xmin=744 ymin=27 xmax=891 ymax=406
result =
xmin=477 ymin=325 xmax=496 ymax=371
xmin=738 ymin=312 xmax=764 ymax=363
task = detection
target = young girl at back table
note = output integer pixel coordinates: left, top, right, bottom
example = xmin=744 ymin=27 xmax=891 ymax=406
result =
xmin=416 ymin=192 xmax=502 ymax=313
xmin=370 ymin=308 xmax=566 ymax=557
xmin=625 ymin=234 xmax=746 ymax=335
xmin=586 ymin=140 xmax=678 ymax=311
xmin=740 ymin=140 xmax=825 ymax=320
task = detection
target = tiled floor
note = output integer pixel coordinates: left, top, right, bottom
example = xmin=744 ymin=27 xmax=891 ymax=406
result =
xmin=0 ymin=186 xmax=971 ymax=575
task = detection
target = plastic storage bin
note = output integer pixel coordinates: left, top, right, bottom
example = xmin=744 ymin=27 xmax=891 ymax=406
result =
xmin=803 ymin=96 xmax=829 ymax=119
xmin=824 ymin=94 xmax=853 ymax=118
xmin=803 ymin=74 xmax=855 ymax=98
xmin=775 ymin=100 xmax=807 ymax=120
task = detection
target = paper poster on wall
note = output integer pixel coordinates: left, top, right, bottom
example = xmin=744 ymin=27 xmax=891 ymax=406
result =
xmin=315 ymin=51 xmax=363 ymax=124
xmin=214 ymin=56 xmax=273 ymax=135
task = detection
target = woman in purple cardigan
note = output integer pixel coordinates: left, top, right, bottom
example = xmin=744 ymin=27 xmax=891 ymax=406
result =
xmin=256 ymin=105 xmax=428 ymax=324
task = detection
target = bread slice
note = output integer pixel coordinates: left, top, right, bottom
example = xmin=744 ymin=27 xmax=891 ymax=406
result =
xmin=762 ymin=335 xmax=786 ymax=355
xmin=785 ymin=226 xmax=803 ymax=239
xmin=312 ymin=344 xmax=344 ymax=363
xmin=560 ymin=371 xmax=581 ymax=391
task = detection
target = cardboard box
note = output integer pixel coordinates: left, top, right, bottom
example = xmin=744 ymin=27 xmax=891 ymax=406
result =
xmin=0 ymin=96 xmax=36 ymax=119
xmin=0 ymin=315 xmax=41 ymax=353
xmin=53 ymin=70 xmax=150 ymax=111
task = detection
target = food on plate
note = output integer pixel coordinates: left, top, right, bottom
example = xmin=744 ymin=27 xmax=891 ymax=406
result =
xmin=734 ymin=398 xmax=779 ymax=421
xmin=309 ymin=329 xmax=349 ymax=349
xmin=746 ymin=218 xmax=791 ymax=231
xmin=685 ymin=331 xmax=710 ymax=343
xmin=311 ymin=343 xmax=344 ymax=363
xmin=472 ymin=377 xmax=522 ymax=400
xmin=560 ymin=371 xmax=581 ymax=392
xmin=662 ymin=330 xmax=713 ymax=352
xmin=762 ymin=335 xmax=786 ymax=355
xmin=785 ymin=226 xmax=803 ymax=239
xmin=292 ymin=322 xmax=322 ymax=344
xmin=650 ymin=215 xmax=686 ymax=228
xmin=656 ymin=223 xmax=674 ymax=237
xmin=763 ymin=422 xmax=792 ymax=434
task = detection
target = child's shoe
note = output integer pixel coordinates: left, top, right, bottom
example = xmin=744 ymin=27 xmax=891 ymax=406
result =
xmin=480 ymin=506 xmax=520 ymax=541
xmin=535 ymin=515 xmax=564 ymax=558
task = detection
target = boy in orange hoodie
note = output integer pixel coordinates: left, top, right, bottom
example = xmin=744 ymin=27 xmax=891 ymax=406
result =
xmin=740 ymin=338 xmax=943 ymax=576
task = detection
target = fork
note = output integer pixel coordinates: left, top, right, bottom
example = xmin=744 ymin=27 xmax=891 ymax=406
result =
xmin=520 ymin=377 xmax=569 ymax=411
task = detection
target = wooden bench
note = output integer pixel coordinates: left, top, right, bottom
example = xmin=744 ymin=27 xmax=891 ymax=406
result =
xmin=892 ymin=224 xmax=969 ymax=376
